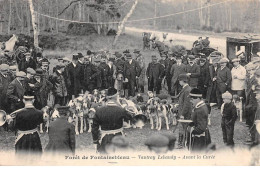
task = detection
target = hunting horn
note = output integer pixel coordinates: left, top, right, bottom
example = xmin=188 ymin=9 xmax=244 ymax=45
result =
xmin=0 ymin=110 xmax=16 ymax=126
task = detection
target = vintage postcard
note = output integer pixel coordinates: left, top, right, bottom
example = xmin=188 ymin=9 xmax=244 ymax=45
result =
xmin=0 ymin=0 xmax=259 ymax=166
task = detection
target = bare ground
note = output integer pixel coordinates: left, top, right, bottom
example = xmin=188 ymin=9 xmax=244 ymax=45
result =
xmin=0 ymin=32 xmax=249 ymax=153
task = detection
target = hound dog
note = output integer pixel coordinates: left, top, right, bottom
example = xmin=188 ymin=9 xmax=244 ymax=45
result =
xmin=39 ymin=106 xmax=53 ymax=133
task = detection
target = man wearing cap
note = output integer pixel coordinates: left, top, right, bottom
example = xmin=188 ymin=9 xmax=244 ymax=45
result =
xmin=216 ymin=58 xmax=232 ymax=108
xmin=144 ymin=134 xmax=170 ymax=154
xmin=177 ymin=74 xmax=192 ymax=148
xmin=31 ymin=69 xmax=53 ymax=110
xmin=146 ymin=55 xmax=165 ymax=94
xmin=82 ymin=55 xmax=100 ymax=92
xmin=133 ymin=49 xmax=143 ymax=61
xmin=231 ymin=58 xmax=246 ymax=98
xmin=114 ymin=52 xmax=125 ymax=75
xmin=66 ymin=54 xmax=81 ymax=99
xmin=220 ymin=91 xmax=237 ymax=147
xmin=9 ymin=65 xmax=18 ymax=81
xmin=192 ymin=37 xmax=203 ymax=54
xmin=170 ymin=54 xmax=186 ymax=96
xmin=123 ymin=53 xmax=141 ymax=97
xmin=91 ymin=87 xmax=132 ymax=153
xmin=0 ymin=64 xmax=12 ymax=115
xmin=6 ymin=71 xmax=27 ymax=112
xmin=45 ymin=106 xmax=75 ymax=155
xmin=49 ymin=63 xmax=68 ymax=106
xmin=187 ymin=88 xmax=211 ymax=151
xmin=6 ymin=92 xmax=44 ymax=156
xmin=23 ymin=52 xmax=37 ymax=72
xmin=25 ymin=67 xmax=36 ymax=93
xmin=236 ymin=50 xmax=248 ymax=66
xmin=185 ymin=55 xmax=200 ymax=88
xmin=198 ymin=54 xmax=210 ymax=99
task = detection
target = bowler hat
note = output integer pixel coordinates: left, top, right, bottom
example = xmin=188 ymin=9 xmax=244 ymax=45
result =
xmin=35 ymin=69 xmax=43 ymax=77
xmin=219 ymin=58 xmax=229 ymax=63
xmin=23 ymin=91 xmax=35 ymax=99
xmin=78 ymin=53 xmax=84 ymax=58
xmin=86 ymin=50 xmax=92 ymax=56
xmin=123 ymin=49 xmax=130 ymax=54
xmin=72 ymin=54 xmax=78 ymax=60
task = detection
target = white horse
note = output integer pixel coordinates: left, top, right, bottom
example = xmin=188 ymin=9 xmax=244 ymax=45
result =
xmin=0 ymin=34 xmax=18 ymax=52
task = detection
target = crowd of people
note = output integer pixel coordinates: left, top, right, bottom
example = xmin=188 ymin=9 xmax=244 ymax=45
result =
xmin=0 ymin=36 xmax=260 ymax=161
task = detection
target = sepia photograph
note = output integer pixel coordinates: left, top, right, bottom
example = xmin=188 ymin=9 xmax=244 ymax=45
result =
xmin=0 ymin=0 xmax=259 ymax=166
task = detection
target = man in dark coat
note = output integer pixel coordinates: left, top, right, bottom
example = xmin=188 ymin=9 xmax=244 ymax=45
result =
xmin=185 ymin=55 xmax=200 ymax=88
xmin=31 ymin=69 xmax=53 ymax=110
xmin=6 ymin=71 xmax=27 ymax=112
xmin=49 ymin=63 xmax=68 ymax=106
xmin=82 ymin=55 xmax=101 ymax=92
xmin=45 ymin=106 xmax=75 ymax=155
xmin=0 ymin=64 xmax=12 ymax=113
xmin=198 ymin=55 xmax=210 ymax=99
xmin=216 ymin=58 xmax=232 ymax=108
xmin=66 ymin=54 xmax=81 ymax=99
xmin=114 ymin=52 xmax=125 ymax=75
xmin=165 ymin=52 xmax=177 ymax=94
xmin=146 ymin=55 xmax=164 ymax=94
xmin=99 ymin=55 xmax=110 ymax=89
xmin=187 ymin=88 xmax=211 ymax=152
xmin=107 ymin=57 xmax=116 ymax=89
xmin=77 ymin=53 xmax=86 ymax=93
xmin=123 ymin=53 xmax=141 ymax=97
xmin=177 ymin=74 xmax=192 ymax=149
xmin=91 ymin=88 xmax=132 ymax=153
xmin=206 ymin=57 xmax=220 ymax=104
xmin=170 ymin=55 xmax=186 ymax=96
xmin=20 ymin=52 xmax=37 ymax=72
xmin=6 ymin=94 xmax=44 ymax=156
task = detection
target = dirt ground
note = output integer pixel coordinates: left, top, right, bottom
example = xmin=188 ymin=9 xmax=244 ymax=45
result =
xmin=0 ymin=32 xmax=250 ymax=153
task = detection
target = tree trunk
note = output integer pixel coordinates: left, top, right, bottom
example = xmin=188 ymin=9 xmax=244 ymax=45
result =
xmin=55 ymin=0 xmax=58 ymax=34
xmin=78 ymin=1 xmax=82 ymax=21
xmin=112 ymin=0 xmax=139 ymax=48
xmin=8 ymin=0 xmax=12 ymax=35
xmin=154 ymin=0 xmax=157 ymax=29
xmin=26 ymin=3 xmax=31 ymax=36
xmin=28 ymin=0 xmax=39 ymax=47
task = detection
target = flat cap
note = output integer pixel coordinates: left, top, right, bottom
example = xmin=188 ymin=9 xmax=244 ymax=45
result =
xmin=111 ymin=135 xmax=129 ymax=147
xmin=133 ymin=49 xmax=140 ymax=54
xmin=222 ymin=91 xmax=232 ymax=99
xmin=178 ymin=74 xmax=189 ymax=81
xmin=188 ymin=55 xmax=195 ymax=60
xmin=16 ymin=71 xmax=26 ymax=78
xmin=231 ymin=58 xmax=240 ymax=63
xmin=24 ymin=52 xmax=31 ymax=56
xmin=41 ymin=58 xmax=49 ymax=65
xmin=26 ymin=68 xmax=36 ymax=75
xmin=190 ymin=88 xmax=202 ymax=97
xmin=125 ymin=53 xmax=132 ymax=58
xmin=145 ymin=134 xmax=169 ymax=147
xmin=57 ymin=106 xmax=70 ymax=115
xmin=212 ymin=57 xmax=220 ymax=64
xmin=218 ymin=58 xmax=229 ymax=63
xmin=9 ymin=65 xmax=17 ymax=70
xmin=0 ymin=64 xmax=9 ymax=71
xmin=114 ymin=52 xmax=122 ymax=58
xmin=56 ymin=63 xmax=65 ymax=69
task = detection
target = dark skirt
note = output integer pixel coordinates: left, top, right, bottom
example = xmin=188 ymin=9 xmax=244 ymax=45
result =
xmin=187 ymin=128 xmax=211 ymax=152
xmin=15 ymin=132 xmax=42 ymax=155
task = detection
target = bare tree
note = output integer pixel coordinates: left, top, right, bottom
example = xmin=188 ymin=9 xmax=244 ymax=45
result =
xmin=28 ymin=0 xmax=39 ymax=47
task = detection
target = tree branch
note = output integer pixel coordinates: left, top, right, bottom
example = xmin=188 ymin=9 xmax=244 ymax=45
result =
xmin=58 ymin=0 xmax=81 ymax=16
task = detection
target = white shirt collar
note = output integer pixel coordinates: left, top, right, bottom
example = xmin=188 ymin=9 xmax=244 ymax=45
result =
xmin=72 ymin=62 xmax=76 ymax=67
xmin=183 ymin=84 xmax=188 ymax=88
